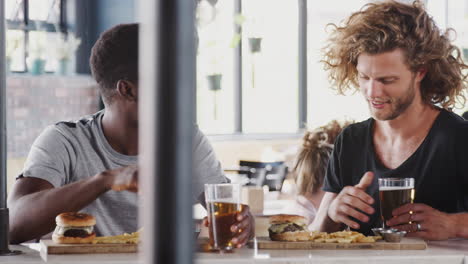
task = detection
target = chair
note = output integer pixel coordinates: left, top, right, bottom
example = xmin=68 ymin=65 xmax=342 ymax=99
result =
xmin=235 ymin=160 xmax=288 ymax=191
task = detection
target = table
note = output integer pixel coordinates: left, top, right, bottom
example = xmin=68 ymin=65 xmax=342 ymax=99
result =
xmin=196 ymin=239 xmax=468 ymax=264
xmin=1 ymin=239 xmax=468 ymax=263
xmin=0 ymin=244 xmax=140 ymax=264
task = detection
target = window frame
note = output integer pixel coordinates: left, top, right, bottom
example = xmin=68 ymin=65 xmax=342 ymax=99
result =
xmin=6 ymin=0 xmax=67 ymax=73
xmin=201 ymin=0 xmax=307 ymax=136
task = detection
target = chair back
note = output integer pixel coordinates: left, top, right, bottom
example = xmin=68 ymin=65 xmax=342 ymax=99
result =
xmin=239 ymin=160 xmax=288 ymax=191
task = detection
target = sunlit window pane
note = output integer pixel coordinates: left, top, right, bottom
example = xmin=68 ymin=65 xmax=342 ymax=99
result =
xmin=430 ymin=0 xmax=468 ymax=114
xmin=307 ymin=0 xmax=375 ymax=128
xmin=6 ymin=0 xmax=24 ymax=22
xmin=242 ymin=0 xmax=299 ymax=133
xmin=196 ymin=0 xmax=235 ymax=134
xmin=6 ymin=30 xmax=25 ymax=72
xmin=29 ymin=0 xmax=61 ymax=24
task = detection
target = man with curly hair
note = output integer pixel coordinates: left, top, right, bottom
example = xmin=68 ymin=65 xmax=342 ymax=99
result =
xmin=311 ymin=1 xmax=468 ymax=240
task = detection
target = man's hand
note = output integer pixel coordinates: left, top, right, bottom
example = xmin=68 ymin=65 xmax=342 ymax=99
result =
xmin=102 ymin=164 xmax=139 ymax=192
xmin=230 ymin=204 xmax=254 ymax=248
xmin=203 ymin=204 xmax=255 ymax=248
xmin=386 ymin=203 xmax=457 ymax=240
xmin=327 ymin=172 xmax=375 ymax=229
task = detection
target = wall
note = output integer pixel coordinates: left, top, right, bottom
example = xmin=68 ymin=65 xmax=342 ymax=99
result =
xmin=6 ymin=75 xmax=100 ymax=191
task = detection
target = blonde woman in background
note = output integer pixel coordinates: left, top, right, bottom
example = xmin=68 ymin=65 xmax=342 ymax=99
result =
xmin=290 ymin=120 xmax=352 ymax=226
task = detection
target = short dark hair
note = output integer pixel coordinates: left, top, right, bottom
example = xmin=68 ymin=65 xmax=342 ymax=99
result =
xmin=90 ymin=23 xmax=139 ymax=104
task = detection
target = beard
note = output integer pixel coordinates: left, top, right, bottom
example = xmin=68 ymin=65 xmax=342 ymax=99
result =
xmin=368 ymin=78 xmax=416 ymax=121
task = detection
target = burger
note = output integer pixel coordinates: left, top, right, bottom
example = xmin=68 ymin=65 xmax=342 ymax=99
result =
xmin=52 ymin=212 xmax=96 ymax=244
xmin=268 ymin=214 xmax=310 ymax=241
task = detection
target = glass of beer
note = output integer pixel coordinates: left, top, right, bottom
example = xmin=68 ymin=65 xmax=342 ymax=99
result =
xmin=378 ymin=178 xmax=415 ymax=228
xmin=204 ymin=184 xmax=242 ymax=251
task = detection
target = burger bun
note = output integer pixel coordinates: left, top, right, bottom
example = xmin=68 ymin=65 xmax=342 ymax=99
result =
xmin=55 ymin=212 xmax=96 ymax=227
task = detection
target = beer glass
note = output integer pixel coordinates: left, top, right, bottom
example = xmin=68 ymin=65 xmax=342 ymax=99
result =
xmin=204 ymin=184 xmax=242 ymax=251
xmin=378 ymin=178 xmax=415 ymax=227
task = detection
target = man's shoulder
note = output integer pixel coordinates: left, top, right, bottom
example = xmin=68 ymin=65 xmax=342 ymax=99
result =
xmin=53 ymin=111 xmax=102 ymax=136
xmin=338 ymin=118 xmax=372 ymax=143
xmin=439 ymin=109 xmax=467 ymax=127
xmin=433 ymin=110 xmax=468 ymax=145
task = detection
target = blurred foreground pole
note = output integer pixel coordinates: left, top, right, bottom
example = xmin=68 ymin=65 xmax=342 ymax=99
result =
xmin=139 ymin=0 xmax=195 ymax=263
xmin=0 ymin=0 xmax=21 ymax=255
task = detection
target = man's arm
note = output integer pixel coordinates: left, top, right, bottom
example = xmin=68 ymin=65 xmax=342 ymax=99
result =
xmin=311 ymin=172 xmax=375 ymax=232
xmin=8 ymin=175 xmax=109 ymax=244
xmin=8 ymin=166 xmax=137 ymax=244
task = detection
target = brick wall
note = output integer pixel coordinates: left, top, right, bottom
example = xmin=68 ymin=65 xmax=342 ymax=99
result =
xmin=6 ymin=74 xmax=100 ymax=159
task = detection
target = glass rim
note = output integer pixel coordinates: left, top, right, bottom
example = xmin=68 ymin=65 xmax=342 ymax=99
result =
xmin=378 ymin=177 xmax=414 ymax=182
xmin=378 ymin=177 xmax=414 ymax=188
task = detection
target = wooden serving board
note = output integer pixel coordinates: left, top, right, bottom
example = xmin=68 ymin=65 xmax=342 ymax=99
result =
xmin=248 ymin=237 xmax=427 ymax=250
xmin=40 ymin=239 xmax=138 ymax=255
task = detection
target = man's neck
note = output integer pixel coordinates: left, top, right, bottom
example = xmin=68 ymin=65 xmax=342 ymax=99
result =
xmin=374 ymin=102 xmax=439 ymax=143
xmin=101 ymin=108 xmax=138 ymax=156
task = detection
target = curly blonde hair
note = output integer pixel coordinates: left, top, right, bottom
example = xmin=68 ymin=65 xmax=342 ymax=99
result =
xmin=322 ymin=0 xmax=468 ymax=109
xmin=293 ymin=120 xmax=353 ymax=195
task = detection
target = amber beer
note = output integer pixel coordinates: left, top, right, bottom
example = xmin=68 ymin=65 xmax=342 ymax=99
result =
xmin=378 ymin=178 xmax=415 ymax=227
xmin=204 ymin=184 xmax=241 ymax=251
xmin=206 ymin=202 xmax=241 ymax=251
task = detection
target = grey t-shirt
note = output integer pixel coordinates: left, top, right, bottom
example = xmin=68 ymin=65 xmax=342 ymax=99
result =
xmin=20 ymin=110 xmax=227 ymax=236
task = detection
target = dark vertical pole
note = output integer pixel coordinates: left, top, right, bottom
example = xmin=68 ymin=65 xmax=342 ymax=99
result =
xmin=0 ymin=0 xmax=21 ymax=255
xmin=59 ymin=0 xmax=67 ymax=33
xmin=0 ymin=0 xmax=7 ymax=212
xmin=234 ymin=0 xmax=242 ymax=133
xmin=23 ymin=0 xmax=28 ymax=72
xmin=298 ymin=0 xmax=307 ymax=130
xmin=140 ymin=0 xmax=194 ymax=263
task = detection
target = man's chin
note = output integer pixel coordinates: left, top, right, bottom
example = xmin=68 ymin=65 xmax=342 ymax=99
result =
xmin=370 ymin=109 xmax=397 ymax=121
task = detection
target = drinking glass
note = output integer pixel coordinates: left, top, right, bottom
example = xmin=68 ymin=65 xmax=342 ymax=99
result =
xmin=204 ymin=184 xmax=242 ymax=251
xmin=378 ymin=178 xmax=415 ymax=228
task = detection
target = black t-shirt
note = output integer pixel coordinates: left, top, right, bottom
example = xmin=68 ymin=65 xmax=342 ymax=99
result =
xmin=323 ymin=109 xmax=468 ymax=235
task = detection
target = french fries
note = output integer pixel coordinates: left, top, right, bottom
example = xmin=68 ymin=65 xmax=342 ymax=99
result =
xmin=92 ymin=230 xmax=141 ymax=244
xmin=307 ymin=230 xmax=382 ymax=243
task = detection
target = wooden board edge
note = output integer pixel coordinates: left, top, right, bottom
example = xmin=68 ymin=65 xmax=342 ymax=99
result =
xmin=47 ymin=244 xmax=138 ymax=255
xmin=248 ymin=239 xmax=427 ymax=250
xmin=41 ymin=239 xmax=138 ymax=255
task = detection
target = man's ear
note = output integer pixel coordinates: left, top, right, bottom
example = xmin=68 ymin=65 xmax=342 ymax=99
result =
xmin=415 ymin=67 xmax=427 ymax=83
xmin=116 ymin=80 xmax=137 ymax=102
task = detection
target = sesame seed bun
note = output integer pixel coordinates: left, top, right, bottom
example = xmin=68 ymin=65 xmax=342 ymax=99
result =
xmin=55 ymin=212 xmax=96 ymax=227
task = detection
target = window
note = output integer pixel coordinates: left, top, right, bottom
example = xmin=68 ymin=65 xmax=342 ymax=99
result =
xmin=6 ymin=0 xmax=66 ymax=73
xmin=197 ymin=0 xmax=468 ymax=135
xmin=241 ymin=0 xmax=299 ymax=133
xmin=306 ymin=0 xmax=369 ymax=128
xmin=196 ymin=0 xmax=301 ymax=135
xmin=196 ymin=0 xmax=236 ymax=134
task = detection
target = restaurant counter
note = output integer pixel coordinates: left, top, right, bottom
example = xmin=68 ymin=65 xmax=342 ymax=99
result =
xmin=2 ymin=239 xmax=468 ymax=264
